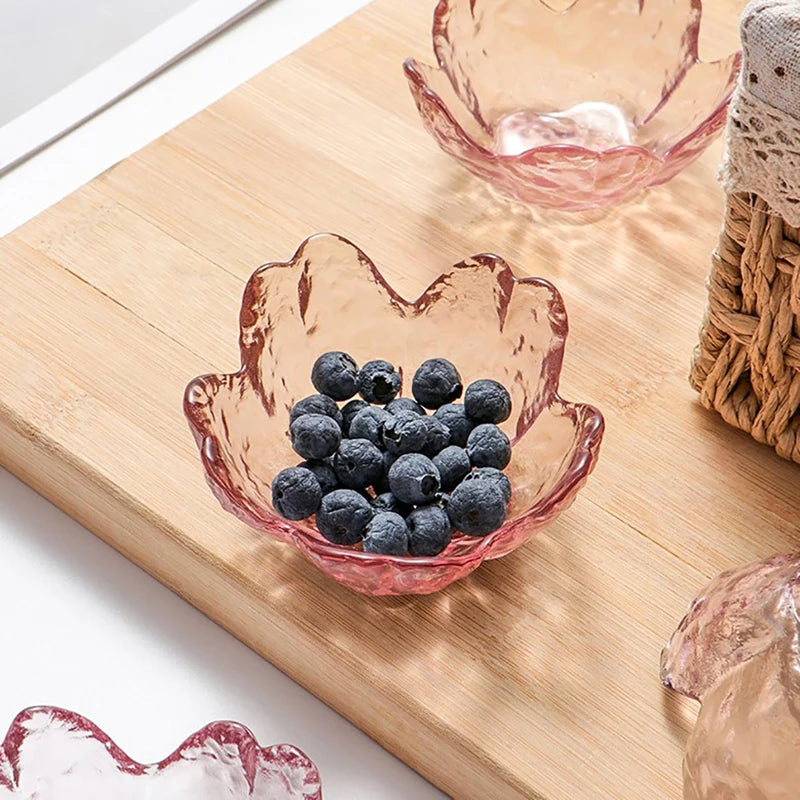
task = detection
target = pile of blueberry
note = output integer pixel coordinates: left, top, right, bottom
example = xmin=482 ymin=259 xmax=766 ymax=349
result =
xmin=271 ymin=351 xmax=514 ymax=557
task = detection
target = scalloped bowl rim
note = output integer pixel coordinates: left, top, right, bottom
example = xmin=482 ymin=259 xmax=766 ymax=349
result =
xmin=403 ymin=54 xmax=742 ymax=166
xmin=184 ymin=233 xmax=605 ymax=572
xmin=0 ymin=706 xmax=320 ymax=795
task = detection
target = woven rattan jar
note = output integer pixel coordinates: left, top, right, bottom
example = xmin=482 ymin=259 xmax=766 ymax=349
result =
xmin=692 ymin=0 xmax=800 ymax=462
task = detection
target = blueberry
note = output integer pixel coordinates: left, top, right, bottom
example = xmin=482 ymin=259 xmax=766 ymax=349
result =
xmin=271 ymin=467 xmax=322 ymax=520
xmin=290 ymin=394 xmax=343 ymax=428
xmin=315 ymin=489 xmax=373 ymax=545
xmin=466 ymin=424 xmax=511 ymax=469
xmin=407 ymin=505 xmax=453 ymax=556
xmin=382 ymin=411 xmax=428 ymax=455
xmin=290 ymin=413 xmax=341 ymax=460
xmin=447 ymin=480 xmax=507 ymax=536
xmin=385 ymin=397 xmax=426 ymax=416
xmin=333 ymin=438 xmax=384 ymax=489
xmin=433 ymin=404 xmax=474 ymax=448
xmin=464 ymin=379 xmax=512 ymax=424
xmin=371 ymin=492 xmax=411 ymax=516
xmin=311 ymin=351 xmax=359 ymax=401
xmin=383 ymin=450 xmax=399 ymax=473
xmin=362 ymin=512 xmax=410 ymax=556
xmin=421 ymin=417 xmax=451 ymax=457
xmin=349 ymin=406 xmax=389 ymax=446
xmin=340 ymin=399 xmax=369 ymax=436
xmin=388 ymin=453 xmax=440 ymax=505
xmin=412 ymin=358 xmax=463 ymax=409
xmin=462 ymin=466 xmax=512 ymax=504
xmin=298 ymin=459 xmax=338 ymax=495
xmin=358 ymin=359 xmax=402 ymax=404
xmin=432 ymin=446 xmax=471 ymax=491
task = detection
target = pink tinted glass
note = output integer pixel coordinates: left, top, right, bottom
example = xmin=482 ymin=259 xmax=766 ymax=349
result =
xmin=0 ymin=707 xmax=321 ymax=799
xmin=404 ymin=0 xmax=742 ymax=210
xmin=661 ymin=554 xmax=800 ymax=799
xmin=184 ymin=234 xmax=603 ymax=596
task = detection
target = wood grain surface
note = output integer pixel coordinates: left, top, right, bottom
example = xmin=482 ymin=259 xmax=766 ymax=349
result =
xmin=0 ymin=1 xmax=791 ymax=797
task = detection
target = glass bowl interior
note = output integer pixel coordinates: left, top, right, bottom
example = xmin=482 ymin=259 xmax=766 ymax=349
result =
xmin=430 ymin=0 xmax=740 ymax=155
xmin=184 ymin=234 xmax=603 ymax=594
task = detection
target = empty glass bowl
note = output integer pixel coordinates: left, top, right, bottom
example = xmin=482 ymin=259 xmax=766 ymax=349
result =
xmin=184 ymin=234 xmax=604 ymax=595
xmin=404 ymin=0 xmax=742 ymax=211
xmin=0 ymin=706 xmax=321 ymax=799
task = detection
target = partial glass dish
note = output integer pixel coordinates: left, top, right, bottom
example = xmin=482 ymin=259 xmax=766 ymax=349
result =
xmin=0 ymin=706 xmax=321 ymax=799
xmin=404 ymin=0 xmax=742 ymax=211
xmin=661 ymin=554 xmax=800 ymax=800
xmin=184 ymin=234 xmax=604 ymax=595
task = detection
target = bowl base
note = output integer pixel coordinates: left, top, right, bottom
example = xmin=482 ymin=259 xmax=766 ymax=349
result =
xmin=492 ymin=102 xmax=634 ymax=155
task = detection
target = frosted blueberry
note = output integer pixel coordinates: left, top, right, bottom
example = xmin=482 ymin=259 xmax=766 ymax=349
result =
xmin=407 ymin=504 xmax=453 ymax=556
xmin=433 ymin=403 xmax=474 ymax=448
xmin=290 ymin=413 xmax=341 ymax=460
xmin=447 ymin=480 xmax=507 ymax=536
xmin=466 ymin=424 xmax=511 ymax=470
xmin=388 ymin=453 xmax=440 ymax=505
xmin=271 ymin=466 xmax=322 ymax=520
xmin=462 ymin=466 xmax=512 ymax=504
xmin=382 ymin=411 xmax=428 ymax=455
xmin=340 ymin=398 xmax=369 ymax=436
xmin=421 ymin=417 xmax=451 ymax=457
xmin=358 ymin=359 xmax=402 ymax=404
xmin=412 ymin=358 xmax=463 ymax=409
xmin=289 ymin=394 xmax=343 ymax=428
xmin=349 ymin=406 xmax=389 ymax=446
xmin=385 ymin=397 xmax=427 ymax=416
xmin=371 ymin=492 xmax=411 ymax=516
xmin=297 ymin=459 xmax=338 ymax=495
xmin=315 ymin=489 xmax=373 ymax=545
xmin=311 ymin=351 xmax=359 ymax=401
xmin=362 ymin=512 xmax=410 ymax=556
xmin=464 ymin=379 xmax=512 ymax=424
xmin=333 ymin=438 xmax=384 ymax=489
xmin=432 ymin=446 xmax=471 ymax=492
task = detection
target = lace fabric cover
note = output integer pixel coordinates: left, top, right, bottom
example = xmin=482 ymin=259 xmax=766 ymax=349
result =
xmin=721 ymin=0 xmax=800 ymax=226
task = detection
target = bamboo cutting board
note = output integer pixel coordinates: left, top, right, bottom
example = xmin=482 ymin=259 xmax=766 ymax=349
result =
xmin=0 ymin=1 xmax=793 ymax=797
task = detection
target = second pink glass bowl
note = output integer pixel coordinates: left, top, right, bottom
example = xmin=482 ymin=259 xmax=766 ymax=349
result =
xmin=404 ymin=0 xmax=742 ymax=211
xmin=184 ymin=234 xmax=604 ymax=595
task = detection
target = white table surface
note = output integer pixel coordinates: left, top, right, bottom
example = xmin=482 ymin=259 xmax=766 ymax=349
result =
xmin=0 ymin=2 xmax=446 ymax=797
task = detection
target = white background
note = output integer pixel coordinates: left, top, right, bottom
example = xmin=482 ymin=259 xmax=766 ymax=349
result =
xmin=0 ymin=1 xmax=446 ymax=797
xmin=0 ymin=0 xmax=196 ymax=125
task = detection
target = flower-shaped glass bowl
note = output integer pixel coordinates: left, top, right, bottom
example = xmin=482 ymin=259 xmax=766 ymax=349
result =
xmin=0 ymin=706 xmax=321 ymax=799
xmin=184 ymin=234 xmax=604 ymax=595
xmin=404 ymin=0 xmax=742 ymax=211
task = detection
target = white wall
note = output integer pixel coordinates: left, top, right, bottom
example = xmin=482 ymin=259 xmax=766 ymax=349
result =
xmin=0 ymin=0 xmax=196 ymax=125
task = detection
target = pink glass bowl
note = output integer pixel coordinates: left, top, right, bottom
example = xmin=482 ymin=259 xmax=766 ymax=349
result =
xmin=0 ymin=706 xmax=321 ymax=799
xmin=661 ymin=555 xmax=800 ymax=799
xmin=404 ymin=0 xmax=742 ymax=211
xmin=184 ymin=234 xmax=604 ymax=595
